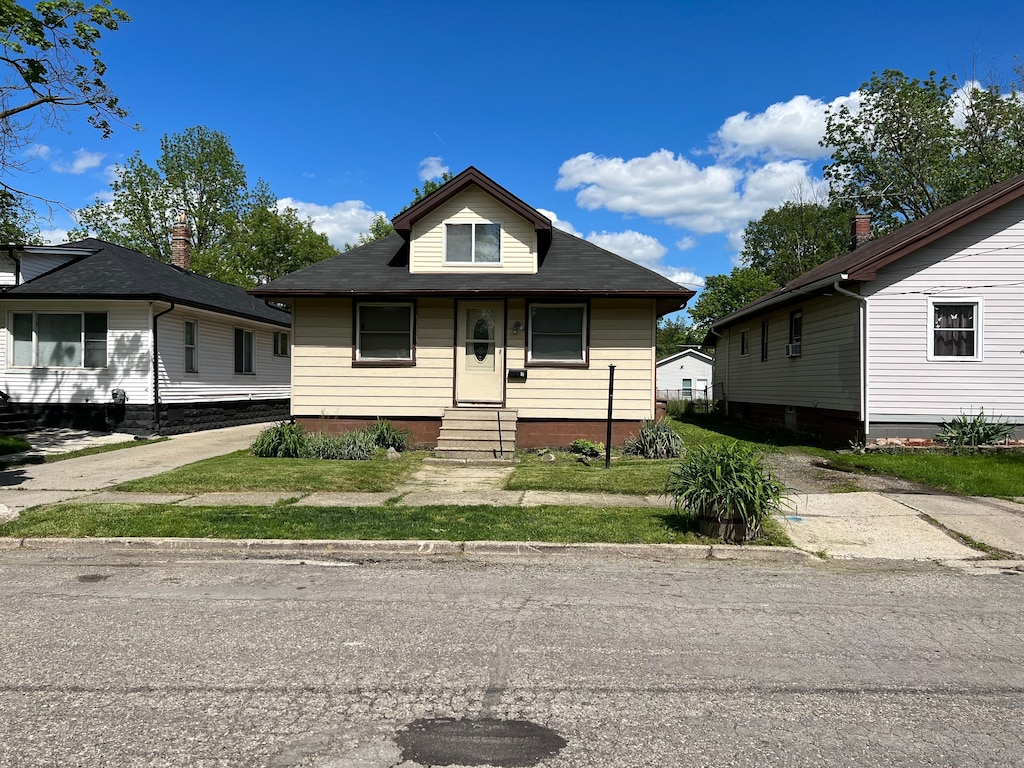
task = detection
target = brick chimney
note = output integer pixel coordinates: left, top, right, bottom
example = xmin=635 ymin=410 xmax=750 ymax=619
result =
xmin=170 ymin=213 xmax=192 ymax=270
xmin=851 ymin=213 xmax=871 ymax=250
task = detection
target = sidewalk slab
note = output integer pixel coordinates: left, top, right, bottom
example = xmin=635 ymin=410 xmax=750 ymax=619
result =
xmin=299 ymin=492 xmax=397 ymax=507
xmin=781 ymin=492 xmax=978 ymax=560
xmin=0 ymin=490 xmax=91 ymax=514
xmin=83 ymin=492 xmax=192 ymax=505
xmin=178 ymin=492 xmax=300 ymax=507
xmin=397 ymin=490 xmax=525 ymax=507
xmin=887 ymin=493 xmax=1024 ymax=557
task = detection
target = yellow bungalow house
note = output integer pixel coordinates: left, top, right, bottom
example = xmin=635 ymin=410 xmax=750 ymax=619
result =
xmin=251 ymin=167 xmax=694 ymax=457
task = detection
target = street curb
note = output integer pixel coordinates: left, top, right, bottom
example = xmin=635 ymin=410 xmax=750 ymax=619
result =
xmin=0 ymin=536 xmax=821 ymax=562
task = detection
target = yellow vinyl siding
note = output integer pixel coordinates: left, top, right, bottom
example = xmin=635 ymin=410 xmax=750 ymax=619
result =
xmin=291 ymin=297 xmax=455 ymax=417
xmin=409 ymin=186 xmax=537 ymax=274
xmin=507 ymin=299 xmax=656 ymax=420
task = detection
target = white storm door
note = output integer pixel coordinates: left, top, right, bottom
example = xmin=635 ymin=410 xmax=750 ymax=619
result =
xmin=456 ymin=301 xmax=504 ymax=404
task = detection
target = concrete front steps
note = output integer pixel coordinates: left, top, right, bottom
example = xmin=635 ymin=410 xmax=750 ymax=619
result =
xmin=434 ymin=407 xmax=517 ymax=461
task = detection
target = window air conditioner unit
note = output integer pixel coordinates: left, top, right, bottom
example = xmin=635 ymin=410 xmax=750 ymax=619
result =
xmin=786 ymin=342 xmax=802 ymax=357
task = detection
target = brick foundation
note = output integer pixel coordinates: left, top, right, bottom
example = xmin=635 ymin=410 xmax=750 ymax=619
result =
xmin=296 ymin=416 xmax=442 ymax=448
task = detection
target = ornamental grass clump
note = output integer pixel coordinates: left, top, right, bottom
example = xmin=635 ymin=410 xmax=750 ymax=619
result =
xmin=935 ymin=409 xmax=1017 ymax=450
xmin=301 ymin=430 xmax=379 ymax=461
xmin=365 ymin=418 xmax=411 ymax=451
xmin=664 ymin=441 xmax=787 ymax=540
xmin=623 ymin=419 xmax=684 ymax=459
xmin=569 ymin=438 xmax=604 ymax=457
xmin=250 ymin=421 xmax=306 ymax=458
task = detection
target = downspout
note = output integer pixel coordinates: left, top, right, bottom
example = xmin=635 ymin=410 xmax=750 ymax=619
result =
xmin=832 ymin=282 xmax=868 ymax=441
xmin=152 ymin=301 xmax=176 ymax=434
xmin=5 ymin=246 xmax=22 ymax=287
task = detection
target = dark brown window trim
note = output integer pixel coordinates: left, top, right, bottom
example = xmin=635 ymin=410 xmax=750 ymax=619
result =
xmin=351 ymin=298 xmax=418 ymax=366
xmin=525 ymin=299 xmax=591 ymax=368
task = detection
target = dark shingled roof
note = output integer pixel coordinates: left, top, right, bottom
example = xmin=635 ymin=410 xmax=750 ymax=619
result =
xmin=4 ymin=238 xmax=290 ymax=327
xmin=710 ymin=170 xmax=1024 ymax=331
xmin=250 ymin=230 xmax=695 ymax=315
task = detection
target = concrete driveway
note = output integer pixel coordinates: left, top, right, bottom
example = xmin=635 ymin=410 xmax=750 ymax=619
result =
xmin=0 ymin=423 xmax=267 ymax=516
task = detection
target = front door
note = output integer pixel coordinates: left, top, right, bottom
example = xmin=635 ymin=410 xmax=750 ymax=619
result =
xmin=456 ymin=301 xmax=504 ymax=404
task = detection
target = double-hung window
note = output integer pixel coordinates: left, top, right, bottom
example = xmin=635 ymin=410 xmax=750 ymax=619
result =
xmin=234 ymin=328 xmax=255 ymax=374
xmin=273 ymin=331 xmax=289 ymax=357
xmin=929 ymin=298 xmax=981 ymax=360
xmin=356 ymin=303 xmax=414 ymax=362
xmin=528 ymin=304 xmax=587 ymax=365
xmin=445 ymin=222 xmax=501 ymax=263
xmin=184 ymin=319 xmax=198 ymax=373
xmin=739 ymin=328 xmax=750 ymax=356
xmin=787 ymin=310 xmax=803 ymax=357
xmin=10 ymin=311 xmax=107 ymax=368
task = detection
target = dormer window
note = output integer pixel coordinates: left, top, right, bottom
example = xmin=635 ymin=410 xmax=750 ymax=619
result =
xmin=445 ymin=222 xmax=501 ymax=263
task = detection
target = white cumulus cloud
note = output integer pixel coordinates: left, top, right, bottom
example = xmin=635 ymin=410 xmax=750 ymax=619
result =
xmin=277 ymin=198 xmax=385 ymax=250
xmin=536 ymin=208 xmax=581 ymax=236
xmin=660 ymin=268 xmax=705 ymax=289
xmin=39 ymin=228 xmax=72 ymax=244
xmin=419 ymin=156 xmax=449 ymax=181
xmin=52 ymin=148 xmax=105 ymax=174
xmin=716 ymin=92 xmax=860 ymax=160
xmin=675 ymin=236 xmax=697 ymax=251
xmin=586 ymin=229 xmax=667 ymax=266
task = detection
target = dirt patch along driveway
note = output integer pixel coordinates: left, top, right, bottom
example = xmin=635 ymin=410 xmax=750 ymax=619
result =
xmin=768 ymin=448 xmax=935 ymax=495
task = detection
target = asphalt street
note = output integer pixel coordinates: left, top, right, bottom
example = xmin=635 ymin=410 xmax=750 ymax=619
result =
xmin=1 ymin=546 xmax=1022 ymax=767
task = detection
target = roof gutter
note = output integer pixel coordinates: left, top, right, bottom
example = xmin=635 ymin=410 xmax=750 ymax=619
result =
xmin=710 ymin=273 xmax=850 ymax=333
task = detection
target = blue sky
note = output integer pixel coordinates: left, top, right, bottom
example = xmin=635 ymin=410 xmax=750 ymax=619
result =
xmin=17 ymin=0 xmax=1024 ymax=299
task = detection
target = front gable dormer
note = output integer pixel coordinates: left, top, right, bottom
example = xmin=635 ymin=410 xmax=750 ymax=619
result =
xmin=392 ymin=167 xmax=551 ymax=275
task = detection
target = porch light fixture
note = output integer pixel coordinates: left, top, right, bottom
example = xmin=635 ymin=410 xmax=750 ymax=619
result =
xmin=512 ymin=321 xmax=523 ymax=334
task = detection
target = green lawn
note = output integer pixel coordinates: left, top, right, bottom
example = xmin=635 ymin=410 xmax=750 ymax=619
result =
xmin=826 ymin=450 xmax=1024 ymax=498
xmin=114 ymin=450 xmax=428 ymax=493
xmin=0 ymin=501 xmax=793 ymax=546
xmin=0 ymin=434 xmax=30 ymax=456
xmin=507 ymin=453 xmax=677 ymax=495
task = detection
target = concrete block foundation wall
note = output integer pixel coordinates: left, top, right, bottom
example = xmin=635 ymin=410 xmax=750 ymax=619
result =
xmin=725 ymin=401 xmax=861 ymax=446
xmin=13 ymin=399 xmax=290 ymax=436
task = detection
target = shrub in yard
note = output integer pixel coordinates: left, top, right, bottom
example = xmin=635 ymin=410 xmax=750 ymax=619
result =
xmin=935 ymin=410 xmax=1017 ymax=450
xmin=365 ymin=418 xmax=411 ymax=451
xmin=569 ymin=438 xmax=604 ymax=457
xmin=685 ymin=398 xmax=717 ymax=416
xmin=251 ymin=421 xmax=307 ymax=458
xmin=623 ymin=419 xmax=684 ymax=459
xmin=664 ymin=399 xmax=688 ymax=420
xmin=302 ymin=429 xmax=378 ymax=461
xmin=664 ymin=441 xmax=787 ymax=541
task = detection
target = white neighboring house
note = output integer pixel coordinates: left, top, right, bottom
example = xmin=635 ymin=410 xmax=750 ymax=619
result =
xmin=706 ymin=172 xmax=1024 ymax=444
xmin=656 ymin=347 xmax=713 ymax=401
xmin=0 ymin=234 xmax=291 ymax=434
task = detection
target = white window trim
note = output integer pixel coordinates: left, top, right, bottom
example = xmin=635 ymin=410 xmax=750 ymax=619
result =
xmin=927 ymin=296 xmax=983 ymax=362
xmin=184 ymin=318 xmax=199 ymax=374
xmin=273 ymin=330 xmax=289 ymax=358
xmin=7 ymin=310 xmax=107 ymax=369
xmin=443 ymin=220 xmax=503 ymax=265
xmin=355 ymin=302 xmax=414 ymax=362
xmin=234 ymin=327 xmax=256 ymax=375
xmin=527 ymin=302 xmax=588 ymax=365
xmin=739 ymin=327 xmax=751 ymax=357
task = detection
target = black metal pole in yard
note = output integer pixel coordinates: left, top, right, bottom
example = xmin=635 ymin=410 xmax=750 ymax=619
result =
xmin=605 ymin=364 xmax=615 ymax=469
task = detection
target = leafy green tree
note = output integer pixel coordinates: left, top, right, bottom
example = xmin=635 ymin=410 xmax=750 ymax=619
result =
xmin=687 ymin=268 xmax=779 ymax=334
xmin=740 ymin=199 xmax=855 ymax=285
xmin=346 ymin=170 xmax=455 ymax=249
xmin=1 ymin=0 xmax=132 ymax=203
xmin=343 ymin=212 xmax=393 ymax=251
xmin=656 ymin=315 xmax=703 ymax=358
xmin=822 ymin=68 xmax=1024 ymax=233
xmin=75 ymin=126 xmax=336 ymax=286
xmin=0 ymin=188 xmax=42 ymax=242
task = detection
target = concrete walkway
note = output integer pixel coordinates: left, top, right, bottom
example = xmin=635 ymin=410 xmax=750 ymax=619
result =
xmin=2 ymin=428 xmax=1024 ymax=564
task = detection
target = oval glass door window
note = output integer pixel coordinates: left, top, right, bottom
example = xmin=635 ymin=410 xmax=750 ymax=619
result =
xmin=473 ymin=317 xmax=490 ymax=362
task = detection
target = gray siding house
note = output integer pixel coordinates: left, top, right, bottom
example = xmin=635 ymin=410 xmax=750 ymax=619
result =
xmin=706 ymin=172 xmax=1024 ymax=443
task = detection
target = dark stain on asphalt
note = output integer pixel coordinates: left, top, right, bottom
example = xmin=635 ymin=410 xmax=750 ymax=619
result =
xmin=395 ymin=717 xmax=567 ymax=767
xmin=77 ymin=574 xmax=111 ymax=583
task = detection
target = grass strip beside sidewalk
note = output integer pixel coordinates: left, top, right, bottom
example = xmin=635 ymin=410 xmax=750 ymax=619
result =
xmin=114 ymin=450 xmax=428 ymax=493
xmin=825 ymin=450 xmax=1024 ymax=498
xmin=0 ymin=502 xmax=794 ymax=547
